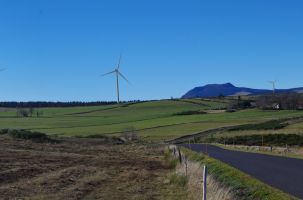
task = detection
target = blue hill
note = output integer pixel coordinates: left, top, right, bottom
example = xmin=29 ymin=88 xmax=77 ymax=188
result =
xmin=182 ymin=83 xmax=303 ymax=98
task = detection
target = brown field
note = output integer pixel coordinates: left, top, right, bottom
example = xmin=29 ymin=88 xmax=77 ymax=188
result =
xmin=0 ymin=135 xmax=174 ymax=200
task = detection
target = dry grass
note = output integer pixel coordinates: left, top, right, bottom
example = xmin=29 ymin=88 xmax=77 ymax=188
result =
xmin=206 ymin=174 xmax=233 ymax=200
xmin=0 ymin=135 xmax=178 ymax=200
xmin=170 ymin=146 xmax=234 ymax=200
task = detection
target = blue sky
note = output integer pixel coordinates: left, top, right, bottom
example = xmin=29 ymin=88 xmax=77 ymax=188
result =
xmin=0 ymin=0 xmax=303 ymax=101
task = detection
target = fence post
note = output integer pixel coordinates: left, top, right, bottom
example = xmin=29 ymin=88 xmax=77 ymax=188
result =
xmin=203 ymin=165 xmax=207 ymax=200
xmin=205 ymin=144 xmax=208 ymax=155
xmin=184 ymin=156 xmax=188 ymax=177
xmin=178 ymin=148 xmax=182 ymax=163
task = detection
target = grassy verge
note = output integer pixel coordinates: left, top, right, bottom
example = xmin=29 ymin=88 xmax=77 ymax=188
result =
xmin=217 ymin=134 xmax=303 ymax=146
xmin=215 ymin=143 xmax=303 ymax=160
xmin=181 ymin=147 xmax=298 ymax=200
xmin=161 ymin=150 xmax=188 ymax=200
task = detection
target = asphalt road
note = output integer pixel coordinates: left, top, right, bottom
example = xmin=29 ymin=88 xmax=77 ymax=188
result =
xmin=182 ymin=144 xmax=303 ymax=199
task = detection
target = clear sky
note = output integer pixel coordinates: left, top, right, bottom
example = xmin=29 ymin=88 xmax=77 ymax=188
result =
xmin=0 ymin=0 xmax=303 ymax=101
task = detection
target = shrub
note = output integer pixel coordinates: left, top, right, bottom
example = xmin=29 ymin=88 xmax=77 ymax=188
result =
xmin=0 ymin=129 xmax=9 ymax=135
xmin=83 ymin=134 xmax=125 ymax=144
xmin=174 ymin=110 xmax=207 ymax=116
xmin=7 ymin=129 xmax=53 ymax=142
xmin=225 ymin=109 xmax=237 ymax=113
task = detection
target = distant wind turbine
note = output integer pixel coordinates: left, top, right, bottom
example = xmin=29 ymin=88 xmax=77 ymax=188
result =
xmin=268 ymin=80 xmax=277 ymax=95
xmin=102 ymin=55 xmax=130 ymax=104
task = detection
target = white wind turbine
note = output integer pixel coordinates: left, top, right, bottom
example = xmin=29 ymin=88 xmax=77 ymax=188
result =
xmin=102 ymin=55 xmax=130 ymax=104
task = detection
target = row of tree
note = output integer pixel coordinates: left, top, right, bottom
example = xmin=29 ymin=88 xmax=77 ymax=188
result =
xmin=16 ymin=108 xmax=44 ymax=118
xmin=0 ymin=100 xmax=143 ymax=108
xmin=256 ymin=93 xmax=303 ymax=110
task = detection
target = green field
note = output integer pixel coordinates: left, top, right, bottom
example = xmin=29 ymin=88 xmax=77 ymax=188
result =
xmin=1 ymin=99 xmax=303 ymax=141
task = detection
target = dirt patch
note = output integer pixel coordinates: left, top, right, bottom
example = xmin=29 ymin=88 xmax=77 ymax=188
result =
xmin=0 ymin=135 xmax=170 ymax=200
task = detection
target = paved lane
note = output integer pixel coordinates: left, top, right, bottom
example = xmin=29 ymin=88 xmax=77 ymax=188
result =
xmin=183 ymin=144 xmax=303 ymax=199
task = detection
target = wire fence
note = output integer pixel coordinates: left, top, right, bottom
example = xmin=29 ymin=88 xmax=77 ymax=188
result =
xmin=169 ymin=145 xmax=206 ymax=200
xmin=168 ymin=145 xmax=233 ymax=200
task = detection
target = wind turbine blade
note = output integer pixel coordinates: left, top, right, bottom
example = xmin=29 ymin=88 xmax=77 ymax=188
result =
xmin=101 ymin=70 xmax=115 ymax=76
xmin=118 ymin=71 xmax=130 ymax=84
xmin=117 ymin=54 xmax=122 ymax=69
xmin=0 ymin=68 xmax=6 ymax=72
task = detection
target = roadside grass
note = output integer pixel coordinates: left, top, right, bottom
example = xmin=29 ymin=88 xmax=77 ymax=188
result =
xmin=161 ymin=177 xmax=188 ymax=200
xmin=169 ymin=174 xmax=187 ymax=187
xmin=215 ymin=144 xmax=303 ymax=160
xmin=168 ymin=146 xmax=234 ymax=200
xmin=161 ymin=149 xmax=188 ymax=200
xmin=181 ymin=147 xmax=298 ymax=200
xmin=206 ymin=174 xmax=234 ymax=200
xmin=217 ymin=134 xmax=303 ymax=146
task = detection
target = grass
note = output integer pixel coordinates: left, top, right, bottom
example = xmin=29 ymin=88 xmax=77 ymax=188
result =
xmin=161 ymin=148 xmax=188 ymax=200
xmin=215 ymin=144 xmax=303 ymax=160
xmin=0 ymin=99 xmax=302 ymax=141
xmin=170 ymin=146 xmax=234 ymax=200
xmin=182 ymin=147 xmax=298 ymax=200
xmin=217 ymin=134 xmax=303 ymax=146
xmin=169 ymin=174 xmax=187 ymax=187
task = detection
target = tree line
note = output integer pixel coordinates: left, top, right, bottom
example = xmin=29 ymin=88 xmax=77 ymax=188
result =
xmin=0 ymin=100 xmax=143 ymax=108
xmin=256 ymin=93 xmax=303 ymax=110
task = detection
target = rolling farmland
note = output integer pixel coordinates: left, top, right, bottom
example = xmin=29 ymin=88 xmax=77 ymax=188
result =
xmin=1 ymin=98 xmax=303 ymax=199
xmin=0 ymin=99 xmax=302 ymax=141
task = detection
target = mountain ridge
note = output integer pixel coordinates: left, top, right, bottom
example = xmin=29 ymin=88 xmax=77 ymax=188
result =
xmin=182 ymin=83 xmax=303 ymax=98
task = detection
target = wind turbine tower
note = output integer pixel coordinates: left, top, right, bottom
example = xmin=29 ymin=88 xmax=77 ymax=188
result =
xmin=102 ymin=55 xmax=130 ymax=104
xmin=268 ymin=80 xmax=276 ymax=95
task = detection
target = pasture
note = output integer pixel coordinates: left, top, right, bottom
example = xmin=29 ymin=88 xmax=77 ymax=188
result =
xmin=0 ymin=99 xmax=303 ymax=142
